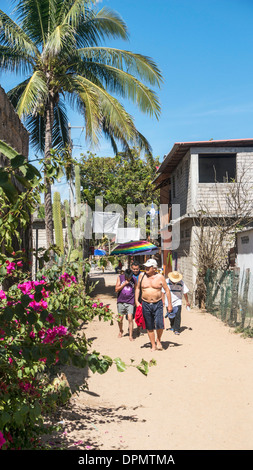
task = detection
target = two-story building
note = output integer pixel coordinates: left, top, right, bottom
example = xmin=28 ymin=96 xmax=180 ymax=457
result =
xmin=154 ymin=139 xmax=253 ymax=301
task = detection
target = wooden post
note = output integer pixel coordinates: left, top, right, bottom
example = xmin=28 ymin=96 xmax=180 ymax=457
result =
xmin=230 ymin=267 xmax=240 ymax=325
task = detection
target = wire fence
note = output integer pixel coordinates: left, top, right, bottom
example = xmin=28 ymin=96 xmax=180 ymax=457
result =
xmin=205 ymin=267 xmax=253 ymax=333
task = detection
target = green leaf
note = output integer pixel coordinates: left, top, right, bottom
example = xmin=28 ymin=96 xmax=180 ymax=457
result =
xmin=0 ymin=181 xmax=19 ymax=203
xmin=0 ymin=411 xmax=11 ymax=428
xmin=14 ymin=302 xmax=25 ymax=317
xmin=21 ymin=294 xmax=32 ymax=308
xmin=59 ymin=349 xmax=69 ymax=364
xmin=72 ymin=354 xmax=87 ymax=368
xmin=137 ymin=359 xmax=149 ymax=376
xmin=10 ymin=154 xmax=26 ymax=168
xmin=114 ymin=357 xmax=127 ymax=372
xmin=0 ymin=140 xmax=18 ymax=160
xmin=88 ymin=353 xmax=99 ymax=374
xmin=0 ymin=169 xmax=9 ymax=184
xmin=3 ymin=306 xmax=14 ymax=321
xmin=27 ymin=311 xmax=37 ymax=324
xmin=15 ymin=174 xmax=32 ymax=189
xmin=29 ymin=402 xmax=42 ymax=421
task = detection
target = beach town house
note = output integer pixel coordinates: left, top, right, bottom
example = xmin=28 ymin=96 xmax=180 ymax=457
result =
xmin=153 ymin=139 xmax=253 ymax=301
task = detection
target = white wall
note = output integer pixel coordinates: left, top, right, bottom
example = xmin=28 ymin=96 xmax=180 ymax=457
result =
xmin=237 ymin=229 xmax=253 ymax=271
xmin=236 ymin=229 xmax=253 ymax=306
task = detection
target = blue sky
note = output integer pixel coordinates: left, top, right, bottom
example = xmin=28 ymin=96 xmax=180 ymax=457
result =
xmin=0 ymin=0 xmax=253 ymax=165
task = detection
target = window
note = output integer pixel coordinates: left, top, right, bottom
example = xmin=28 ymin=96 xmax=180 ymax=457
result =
xmin=198 ymin=154 xmax=236 ymax=183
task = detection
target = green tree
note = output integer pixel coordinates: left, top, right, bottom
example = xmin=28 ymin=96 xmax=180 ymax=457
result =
xmin=79 ymin=147 xmax=160 ymax=212
xmin=0 ymin=0 xmax=163 ymax=249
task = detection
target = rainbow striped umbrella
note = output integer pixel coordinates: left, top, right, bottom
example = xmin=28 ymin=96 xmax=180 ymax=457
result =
xmin=111 ymin=240 xmax=158 ymax=256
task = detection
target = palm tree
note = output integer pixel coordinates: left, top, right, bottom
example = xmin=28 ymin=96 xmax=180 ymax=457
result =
xmin=0 ymin=0 xmax=163 ymax=248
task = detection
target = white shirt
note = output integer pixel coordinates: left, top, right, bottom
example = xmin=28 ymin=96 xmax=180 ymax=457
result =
xmin=162 ymin=279 xmax=189 ymax=307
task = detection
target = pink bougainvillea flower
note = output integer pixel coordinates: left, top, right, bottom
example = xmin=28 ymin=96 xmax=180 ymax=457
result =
xmin=28 ymin=300 xmax=42 ymax=311
xmin=46 ymin=314 xmax=55 ymax=324
xmin=18 ymin=280 xmax=46 ymax=295
xmin=42 ymin=288 xmax=49 ymax=298
xmin=42 ymin=326 xmax=69 ymax=344
xmin=6 ymin=261 xmax=16 ymax=274
xmin=59 ymin=272 xmax=77 ymax=285
xmin=18 ymin=281 xmax=33 ymax=294
xmin=5 ymin=432 xmax=13 ymax=443
xmin=38 ymin=330 xmax=45 ymax=339
xmin=0 ymin=290 xmax=6 ymax=300
xmin=17 ymin=261 xmax=23 ymax=267
xmin=92 ymin=303 xmax=97 ymax=308
xmin=0 ymin=432 xmax=6 ymax=449
xmin=74 ymin=440 xmax=83 ymax=446
xmin=28 ymin=299 xmax=48 ymax=311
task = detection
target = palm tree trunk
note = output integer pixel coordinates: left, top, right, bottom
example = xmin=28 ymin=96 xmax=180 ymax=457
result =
xmin=44 ymin=96 xmax=54 ymax=250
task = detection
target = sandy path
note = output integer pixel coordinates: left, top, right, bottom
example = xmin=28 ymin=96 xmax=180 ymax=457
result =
xmin=56 ymin=272 xmax=253 ymax=451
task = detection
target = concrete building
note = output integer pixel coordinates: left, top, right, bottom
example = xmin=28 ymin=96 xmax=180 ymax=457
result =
xmin=154 ymin=139 xmax=253 ymax=302
xmin=0 ymin=85 xmax=29 ymax=158
xmin=0 ymin=86 xmax=31 ymax=260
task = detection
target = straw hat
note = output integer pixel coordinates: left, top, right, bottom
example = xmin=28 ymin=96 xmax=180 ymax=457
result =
xmin=168 ymin=271 xmax=183 ymax=283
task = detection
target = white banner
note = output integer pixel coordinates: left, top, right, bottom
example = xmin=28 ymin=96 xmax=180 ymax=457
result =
xmin=115 ymin=227 xmax=141 ymax=243
xmin=93 ymin=212 xmax=121 ymax=235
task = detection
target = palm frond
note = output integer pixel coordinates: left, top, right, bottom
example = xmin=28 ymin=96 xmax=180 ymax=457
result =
xmin=25 ymin=98 xmax=70 ymax=153
xmin=76 ymin=75 xmax=137 ymax=141
xmin=14 ymin=0 xmax=50 ymax=45
xmin=78 ymin=47 xmax=163 ymax=87
xmin=52 ymin=99 xmax=70 ymax=150
xmin=42 ymin=23 xmax=75 ymax=57
xmin=61 ymin=0 xmax=88 ymax=27
xmin=77 ymin=61 xmax=161 ymax=119
xmin=0 ymin=9 xmax=38 ymax=56
xmin=75 ymin=7 xmax=128 ymax=48
xmin=7 ymin=78 xmax=31 ymax=107
xmin=16 ymin=70 xmax=48 ymax=118
xmin=64 ymin=73 xmax=102 ymax=145
xmin=101 ymin=116 xmax=152 ymax=157
xmin=72 ymin=74 xmax=154 ymax=153
xmin=0 ymin=45 xmax=33 ymax=74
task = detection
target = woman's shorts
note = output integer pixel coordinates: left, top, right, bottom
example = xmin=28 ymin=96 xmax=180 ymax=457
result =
xmin=117 ymin=303 xmax=134 ymax=316
xmin=142 ymin=299 xmax=164 ymax=330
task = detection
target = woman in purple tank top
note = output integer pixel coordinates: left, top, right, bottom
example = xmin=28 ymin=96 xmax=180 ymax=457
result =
xmin=115 ymin=269 xmax=136 ymax=341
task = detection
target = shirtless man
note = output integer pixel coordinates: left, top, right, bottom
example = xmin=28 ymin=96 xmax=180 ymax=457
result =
xmin=135 ymin=259 xmax=173 ymax=351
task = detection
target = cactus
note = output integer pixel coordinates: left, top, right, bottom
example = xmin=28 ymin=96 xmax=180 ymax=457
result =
xmin=75 ymin=165 xmax=83 ymax=280
xmin=75 ymin=164 xmax=81 ymax=206
xmin=64 ymin=199 xmax=74 ymax=251
xmin=53 ymin=191 xmax=64 ymax=255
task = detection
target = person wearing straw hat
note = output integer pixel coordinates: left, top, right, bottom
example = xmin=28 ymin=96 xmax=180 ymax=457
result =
xmin=162 ymin=271 xmax=190 ymax=335
xmin=135 ymin=258 xmax=173 ymax=351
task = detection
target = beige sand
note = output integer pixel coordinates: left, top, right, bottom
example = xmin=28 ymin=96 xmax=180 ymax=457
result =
xmin=52 ymin=272 xmax=253 ymax=451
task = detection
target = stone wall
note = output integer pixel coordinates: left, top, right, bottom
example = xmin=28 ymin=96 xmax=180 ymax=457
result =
xmin=169 ymin=150 xmax=191 ymax=216
xmin=0 ymin=86 xmax=31 ymax=269
xmin=0 ymin=85 xmax=29 ymax=159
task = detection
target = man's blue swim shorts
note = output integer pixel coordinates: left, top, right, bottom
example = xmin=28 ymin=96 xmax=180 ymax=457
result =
xmin=142 ymin=299 xmax=164 ymax=330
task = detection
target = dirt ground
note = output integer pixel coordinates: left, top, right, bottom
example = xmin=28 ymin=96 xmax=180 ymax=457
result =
xmin=48 ymin=271 xmax=253 ymax=451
